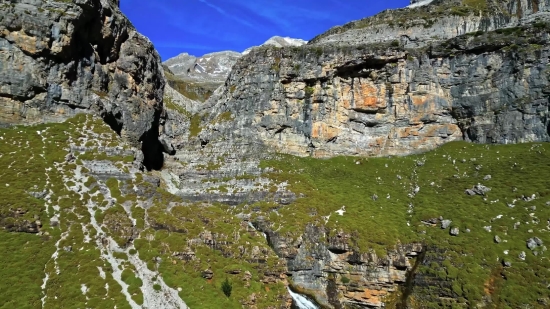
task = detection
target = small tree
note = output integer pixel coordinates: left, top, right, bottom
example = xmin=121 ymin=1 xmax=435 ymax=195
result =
xmin=221 ymin=278 xmax=232 ymax=297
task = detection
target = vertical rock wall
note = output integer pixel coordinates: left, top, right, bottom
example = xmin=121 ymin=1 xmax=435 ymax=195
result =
xmin=0 ymin=0 xmax=165 ymax=168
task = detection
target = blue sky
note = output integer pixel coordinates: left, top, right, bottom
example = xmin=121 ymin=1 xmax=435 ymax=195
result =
xmin=120 ymin=0 xmax=410 ymax=61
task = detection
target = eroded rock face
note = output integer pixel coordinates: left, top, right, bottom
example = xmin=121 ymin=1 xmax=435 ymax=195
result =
xmin=0 ymin=0 xmax=165 ymax=168
xmin=310 ymin=0 xmax=550 ymax=48
xmin=253 ymin=221 xmax=423 ymax=308
xmin=200 ymin=23 xmax=550 ymax=158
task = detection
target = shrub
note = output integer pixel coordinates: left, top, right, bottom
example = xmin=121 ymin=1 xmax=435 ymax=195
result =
xmin=305 ymin=86 xmax=315 ymax=97
xmin=221 ymin=278 xmax=232 ymax=297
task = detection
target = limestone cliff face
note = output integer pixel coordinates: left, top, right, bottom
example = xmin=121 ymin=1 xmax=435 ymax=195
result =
xmin=199 ymin=7 xmax=550 ymax=158
xmin=253 ymin=221 xmax=423 ymax=308
xmin=0 ymin=0 xmax=165 ymax=167
xmin=311 ymin=0 xmax=550 ymax=48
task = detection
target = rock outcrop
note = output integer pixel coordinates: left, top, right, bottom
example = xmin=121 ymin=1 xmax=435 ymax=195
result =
xmin=0 ymin=0 xmax=165 ymax=168
xmin=310 ymin=0 xmax=550 ymax=48
xmin=254 ymin=222 xmax=424 ymax=308
xmin=162 ymin=36 xmax=307 ymax=102
xmin=196 ymin=0 xmax=550 ymax=158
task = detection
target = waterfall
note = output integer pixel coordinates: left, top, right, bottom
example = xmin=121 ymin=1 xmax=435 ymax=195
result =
xmin=248 ymin=221 xmax=266 ymax=238
xmin=287 ymin=287 xmax=319 ymax=309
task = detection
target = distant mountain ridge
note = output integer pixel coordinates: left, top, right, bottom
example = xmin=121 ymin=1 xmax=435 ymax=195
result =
xmin=163 ymin=36 xmax=307 ymax=86
xmin=242 ymin=36 xmax=308 ymax=55
xmin=163 ymin=50 xmax=242 ymax=84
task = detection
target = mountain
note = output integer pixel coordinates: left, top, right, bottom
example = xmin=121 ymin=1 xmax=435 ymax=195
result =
xmin=164 ymin=36 xmax=308 ymax=82
xmin=161 ymin=0 xmax=550 ymax=307
xmin=408 ymin=0 xmax=435 ymax=8
xmin=242 ymin=36 xmax=309 ymax=55
xmin=2 ymin=0 xmax=550 ymax=309
xmin=163 ymin=50 xmax=243 ymax=84
xmin=162 ymin=36 xmax=307 ymax=102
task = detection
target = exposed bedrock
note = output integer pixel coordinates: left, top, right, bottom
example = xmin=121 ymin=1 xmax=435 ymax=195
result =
xmin=199 ymin=23 xmax=550 ymax=158
xmin=0 ymin=0 xmax=166 ymax=168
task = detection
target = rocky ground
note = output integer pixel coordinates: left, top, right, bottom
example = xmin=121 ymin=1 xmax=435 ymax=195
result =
xmin=2 ymin=0 xmax=550 ymax=308
xmin=0 ymin=114 xmax=294 ymax=309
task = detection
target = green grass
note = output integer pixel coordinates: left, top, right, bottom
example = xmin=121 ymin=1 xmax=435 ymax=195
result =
xmin=211 ymin=111 xmax=234 ymax=124
xmin=253 ymin=141 xmax=550 ymax=308
xmin=0 ymin=114 xmax=134 ymax=309
xmin=2 ymin=111 xmax=549 ymax=308
xmin=463 ymin=0 xmax=488 ymax=10
xmin=164 ymin=96 xmax=191 ymax=117
xmin=0 ymin=231 xmax=55 ymax=308
xmin=189 ymin=114 xmax=204 ymax=138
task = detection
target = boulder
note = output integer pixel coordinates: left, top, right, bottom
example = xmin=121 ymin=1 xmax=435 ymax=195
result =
xmin=450 ymin=227 xmax=459 ymax=236
xmin=202 ymin=269 xmax=214 ymax=279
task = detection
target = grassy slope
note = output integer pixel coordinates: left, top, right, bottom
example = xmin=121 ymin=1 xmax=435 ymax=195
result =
xmin=253 ymin=142 xmax=550 ymax=308
xmin=0 ymin=115 xmax=287 ymax=309
xmin=0 ymin=115 xmax=133 ymax=308
xmin=1 ymin=114 xmax=549 ymax=308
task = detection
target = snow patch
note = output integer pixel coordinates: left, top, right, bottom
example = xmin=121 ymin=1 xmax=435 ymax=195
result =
xmin=407 ymin=0 xmax=434 ymax=8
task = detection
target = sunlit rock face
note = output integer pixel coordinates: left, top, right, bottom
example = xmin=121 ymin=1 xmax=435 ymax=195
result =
xmin=198 ymin=35 xmax=550 ymax=158
xmin=0 ymin=0 xmax=166 ymax=167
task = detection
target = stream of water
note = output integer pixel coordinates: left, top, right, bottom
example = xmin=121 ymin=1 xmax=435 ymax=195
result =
xmin=287 ymin=287 xmax=319 ymax=309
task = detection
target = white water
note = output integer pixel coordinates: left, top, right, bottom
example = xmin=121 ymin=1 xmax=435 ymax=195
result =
xmin=288 ymin=287 xmax=319 ymax=309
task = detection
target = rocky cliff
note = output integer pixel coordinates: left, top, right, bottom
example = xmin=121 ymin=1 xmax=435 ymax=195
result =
xmin=0 ymin=0 xmax=165 ymax=168
xmin=310 ymin=0 xmax=549 ymax=48
xmin=162 ymin=37 xmax=307 ymax=103
xmin=158 ymin=0 xmax=550 ymax=308
xmin=196 ymin=0 xmax=550 ymax=158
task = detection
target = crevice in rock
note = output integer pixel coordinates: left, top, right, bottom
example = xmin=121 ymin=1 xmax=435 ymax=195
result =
xmin=336 ymin=58 xmax=399 ymax=78
xmin=351 ymin=107 xmax=384 ymax=114
xmin=101 ymin=110 xmax=123 ymax=136
xmin=274 ymin=125 xmax=290 ymax=135
xmin=397 ymin=246 xmax=427 ymax=309
xmin=327 ymin=248 xmax=347 ymax=254
xmin=141 ymin=110 xmax=165 ymax=171
xmin=326 ymin=277 xmax=343 ymax=309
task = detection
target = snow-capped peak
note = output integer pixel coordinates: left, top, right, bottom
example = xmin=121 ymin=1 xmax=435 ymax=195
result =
xmin=242 ymin=36 xmax=307 ymax=55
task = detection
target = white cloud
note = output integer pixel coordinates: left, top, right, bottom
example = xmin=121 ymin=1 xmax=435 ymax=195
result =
xmin=197 ymin=0 xmax=255 ymax=28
